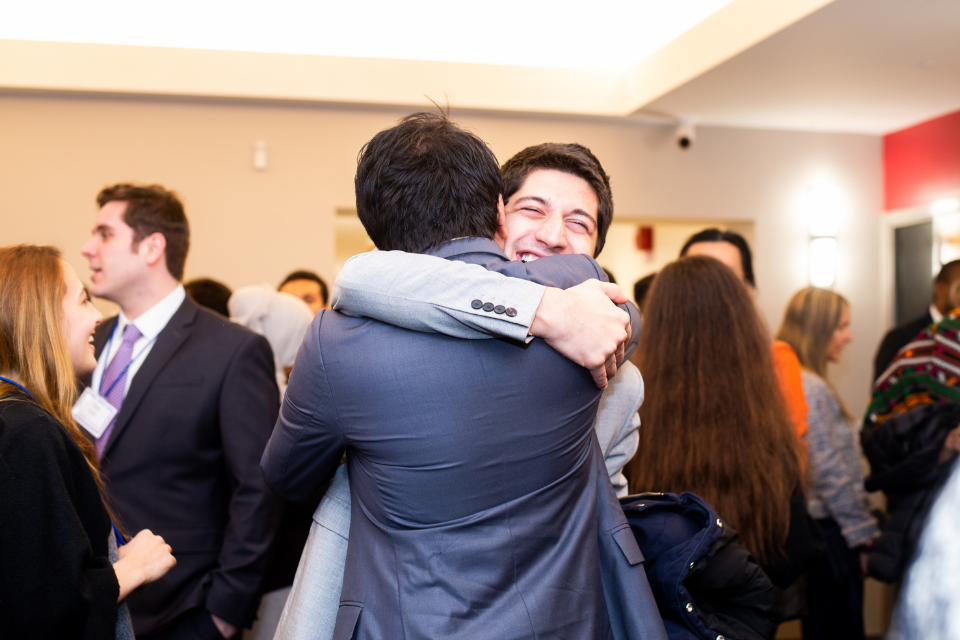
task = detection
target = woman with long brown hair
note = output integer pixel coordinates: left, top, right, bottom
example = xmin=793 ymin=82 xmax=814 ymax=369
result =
xmin=0 ymin=245 xmax=176 ymax=639
xmin=777 ymin=287 xmax=878 ymax=640
xmin=627 ymin=256 xmax=814 ymax=588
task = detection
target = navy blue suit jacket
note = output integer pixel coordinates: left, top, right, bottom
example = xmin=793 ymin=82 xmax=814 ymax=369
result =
xmin=84 ymin=298 xmax=283 ymax=633
xmin=263 ymin=239 xmax=666 ymax=640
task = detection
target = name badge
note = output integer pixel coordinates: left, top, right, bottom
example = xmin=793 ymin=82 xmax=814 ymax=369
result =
xmin=72 ymin=387 xmax=118 ymax=438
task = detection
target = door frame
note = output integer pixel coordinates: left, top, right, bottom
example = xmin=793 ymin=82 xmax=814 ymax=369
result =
xmin=880 ymin=205 xmax=941 ymax=331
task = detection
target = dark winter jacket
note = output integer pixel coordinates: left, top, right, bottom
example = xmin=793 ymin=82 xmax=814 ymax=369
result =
xmin=621 ymin=492 xmax=777 ymax=640
xmin=861 ymin=403 xmax=960 ymax=582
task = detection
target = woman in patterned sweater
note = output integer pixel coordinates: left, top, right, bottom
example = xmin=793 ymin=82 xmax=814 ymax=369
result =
xmin=777 ymin=287 xmax=879 ymax=640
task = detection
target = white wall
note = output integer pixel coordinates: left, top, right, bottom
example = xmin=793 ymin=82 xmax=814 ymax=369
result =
xmin=0 ymin=92 xmax=882 ymax=416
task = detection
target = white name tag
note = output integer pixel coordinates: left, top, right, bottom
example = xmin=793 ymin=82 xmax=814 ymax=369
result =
xmin=72 ymin=387 xmax=118 ymax=439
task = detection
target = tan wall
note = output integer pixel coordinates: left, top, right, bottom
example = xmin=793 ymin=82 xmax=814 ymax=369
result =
xmin=0 ymin=91 xmax=883 ymax=418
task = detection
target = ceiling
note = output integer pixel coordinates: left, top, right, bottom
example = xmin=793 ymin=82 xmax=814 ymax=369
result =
xmin=1 ymin=0 xmax=958 ymax=134
xmin=1 ymin=0 xmax=736 ymax=72
xmin=0 ymin=0 xmax=830 ymax=117
xmin=643 ymin=0 xmax=960 ymax=134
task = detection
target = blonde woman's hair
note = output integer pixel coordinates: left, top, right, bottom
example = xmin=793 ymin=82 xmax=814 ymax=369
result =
xmin=776 ymin=287 xmax=851 ymax=418
xmin=0 ymin=245 xmax=106 ymax=493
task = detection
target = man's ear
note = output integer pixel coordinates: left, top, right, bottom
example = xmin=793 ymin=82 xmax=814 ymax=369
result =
xmin=495 ymin=195 xmax=507 ymax=243
xmin=138 ymin=232 xmax=168 ymax=268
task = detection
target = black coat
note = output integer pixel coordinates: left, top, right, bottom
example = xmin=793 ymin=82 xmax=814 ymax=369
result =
xmin=0 ymin=394 xmax=119 ymax=639
xmin=861 ymin=403 xmax=960 ymax=582
xmin=873 ymin=312 xmax=933 ymax=383
xmin=81 ymin=298 xmax=284 ymax=633
xmin=621 ymin=492 xmax=778 ymax=640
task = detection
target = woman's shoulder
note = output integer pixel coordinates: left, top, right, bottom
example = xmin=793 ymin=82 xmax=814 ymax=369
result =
xmin=800 ymin=370 xmax=830 ymax=394
xmin=799 ymin=371 xmax=843 ymax=418
xmin=0 ymin=398 xmax=72 ymax=463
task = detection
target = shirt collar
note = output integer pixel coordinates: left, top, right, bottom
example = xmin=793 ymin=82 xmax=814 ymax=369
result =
xmin=931 ymin=303 xmax=944 ymax=324
xmin=424 ymin=237 xmax=508 ymax=261
xmin=117 ymin=284 xmax=186 ymax=341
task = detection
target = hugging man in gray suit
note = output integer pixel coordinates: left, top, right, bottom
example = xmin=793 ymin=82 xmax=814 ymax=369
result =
xmin=331 ymin=142 xmax=643 ymax=495
xmin=262 ymin=114 xmax=664 ymax=640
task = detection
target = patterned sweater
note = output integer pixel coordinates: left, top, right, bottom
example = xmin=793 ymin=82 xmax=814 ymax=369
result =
xmin=866 ymin=310 xmax=960 ymax=425
xmin=803 ymin=372 xmax=879 ymax=547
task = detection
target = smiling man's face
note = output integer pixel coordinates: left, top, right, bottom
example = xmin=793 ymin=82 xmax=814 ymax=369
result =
xmin=500 ymin=169 xmax=599 ymax=262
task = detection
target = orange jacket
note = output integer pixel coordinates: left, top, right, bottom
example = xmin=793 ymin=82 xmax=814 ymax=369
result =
xmin=772 ymin=340 xmax=809 ymax=467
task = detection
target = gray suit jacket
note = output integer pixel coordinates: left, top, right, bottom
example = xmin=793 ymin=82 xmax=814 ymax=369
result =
xmin=331 ymin=249 xmax=642 ymax=495
xmin=262 ymin=238 xmax=664 ymax=640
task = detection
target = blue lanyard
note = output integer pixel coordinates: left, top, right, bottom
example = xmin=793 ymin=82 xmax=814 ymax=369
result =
xmin=0 ymin=376 xmax=35 ymax=400
xmin=98 ymin=322 xmax=158 ymax=398
xmin=112 ymin=521 xmax=126 ymax=547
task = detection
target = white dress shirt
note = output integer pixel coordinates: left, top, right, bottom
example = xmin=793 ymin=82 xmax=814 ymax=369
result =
xmin=931 ymin=303 xmax=944 ymax=324
xmin=90 ymin=284 xmax=186 ymax=399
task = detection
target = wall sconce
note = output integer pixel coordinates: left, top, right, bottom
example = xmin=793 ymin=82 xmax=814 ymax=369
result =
xmin=809 ymin=237 xmax=838 ymax=287
xmin=802 ymin=181 xmax=844 ymax=288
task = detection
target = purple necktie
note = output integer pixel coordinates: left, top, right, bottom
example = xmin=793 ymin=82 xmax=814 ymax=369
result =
xmin=95 ymin=324 xmax=142 ymax=458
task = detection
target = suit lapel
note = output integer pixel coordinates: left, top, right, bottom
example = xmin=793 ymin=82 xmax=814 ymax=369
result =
xmin=102 ymin=299 xmax=198 ymax=458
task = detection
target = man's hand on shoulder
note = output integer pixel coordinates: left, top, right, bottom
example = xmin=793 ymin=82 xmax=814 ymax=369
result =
xmin=530 ymin=279 xmax=630 ymax=389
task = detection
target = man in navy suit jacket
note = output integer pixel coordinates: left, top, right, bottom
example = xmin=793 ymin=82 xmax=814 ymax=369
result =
xmin=80 ymin=184 xmax=283 ymax=639
xmin=262 ymin=113 xmax=666 ymax=640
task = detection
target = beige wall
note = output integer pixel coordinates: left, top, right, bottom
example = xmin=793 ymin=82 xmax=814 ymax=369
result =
xmin=0 ymin=91 xmax=881 ymax=416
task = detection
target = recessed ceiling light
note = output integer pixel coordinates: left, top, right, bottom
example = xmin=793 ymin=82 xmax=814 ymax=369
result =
xmin=918 ymin=60 xmax=938 ymax=68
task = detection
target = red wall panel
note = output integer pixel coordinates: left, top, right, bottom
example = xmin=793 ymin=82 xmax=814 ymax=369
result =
xmin=884 ymin=109 xmax=960 ymax=211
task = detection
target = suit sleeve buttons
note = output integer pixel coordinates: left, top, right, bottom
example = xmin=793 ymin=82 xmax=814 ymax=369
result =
xmin=494 ymin=305 xmax=506 ymax=314
xmin=471 ymin=299 xmax=483 ymax=309
xmin=482 ymin=302 xmax=495 ymax=312
xmin=505 ymin=308 xmax=517 ymax=317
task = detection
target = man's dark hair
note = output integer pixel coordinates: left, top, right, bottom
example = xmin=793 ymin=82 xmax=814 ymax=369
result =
xmin=355 ymin=112 xmax=502 ymax=253
xmin=633 ymin=273 xmax=657 ymax=311
xmin=184 ymin=278 xmax=232 ymax=317
xmin=679 ymin=228 xmax=755 ymax=288
xmin=601 ymin=267 xmax=617 ymax=285
xmin=501 ymin=143 xmax=613 ymax=257
xmin=279 ymin=270 xmax=329 ymax=306
xmin=935 ymin=260 xmax=960 ymax=284
xmin=97 ymin=183 xmax=190 ymax=280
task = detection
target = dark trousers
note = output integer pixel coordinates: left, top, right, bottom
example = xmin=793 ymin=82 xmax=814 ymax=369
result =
xmin=139 ymin=608 xmax=226 ymax=640
xmin=802 ymin=518 xmax=866 ymax=640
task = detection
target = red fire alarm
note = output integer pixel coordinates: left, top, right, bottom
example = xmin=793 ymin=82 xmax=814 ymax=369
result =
xmin=636 ymin=226 xmax=653 ymax=251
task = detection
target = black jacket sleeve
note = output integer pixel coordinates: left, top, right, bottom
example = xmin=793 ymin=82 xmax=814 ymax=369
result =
xmin=762 ymin=486 xmax=825 ymax=589
xmin=205 ymin=333 xmax=284 ymax=627
xmin=0 ymin=401 xmax=119 ymax=640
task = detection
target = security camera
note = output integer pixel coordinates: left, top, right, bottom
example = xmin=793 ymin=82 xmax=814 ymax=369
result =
xmin=676 ymin=119 xmax=695 ymax=150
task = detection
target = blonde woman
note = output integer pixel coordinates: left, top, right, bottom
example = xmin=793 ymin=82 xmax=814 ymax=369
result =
xmin=0 ymin=245 xmax=175 ymax=639
xmin=777 ymin=287 xmax=879 ymax=640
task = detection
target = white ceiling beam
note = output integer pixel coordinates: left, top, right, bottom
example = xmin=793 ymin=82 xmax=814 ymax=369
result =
xmin=0 ymin=0 xmax=833 ymax=117
xmin=624 ymin=0 xmax=835 ymax=114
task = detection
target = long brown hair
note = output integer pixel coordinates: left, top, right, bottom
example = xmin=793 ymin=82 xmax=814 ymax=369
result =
xmin=0 ymin=246 xmax=109 ymax=499
xmin=626 ymin=256 xmax=802 ymax=566
xmin=776 ymin=287 xmax=852 ymax=419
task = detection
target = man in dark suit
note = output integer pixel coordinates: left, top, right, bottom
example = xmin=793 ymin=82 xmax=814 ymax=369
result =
xmin=80 ymin=184 xmax=283 ymax=639
xmin=874 ymin=260 xmax=960 ymax=382
xmin=262 ymin=113 xmax=665 ymax=640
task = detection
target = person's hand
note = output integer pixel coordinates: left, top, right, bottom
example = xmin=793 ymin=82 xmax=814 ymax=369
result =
xmin=113 ymin=529 xmax=176 ymax=602
xmin=938 ymin=425 xmax=960 ymax=465
xmin=530 ymin=280 xmax=630 ymax=389
xmin=619 ymin=320 xmax=632 ymax=366
xmin=211 ymin=613 xmax=238 ymax=638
